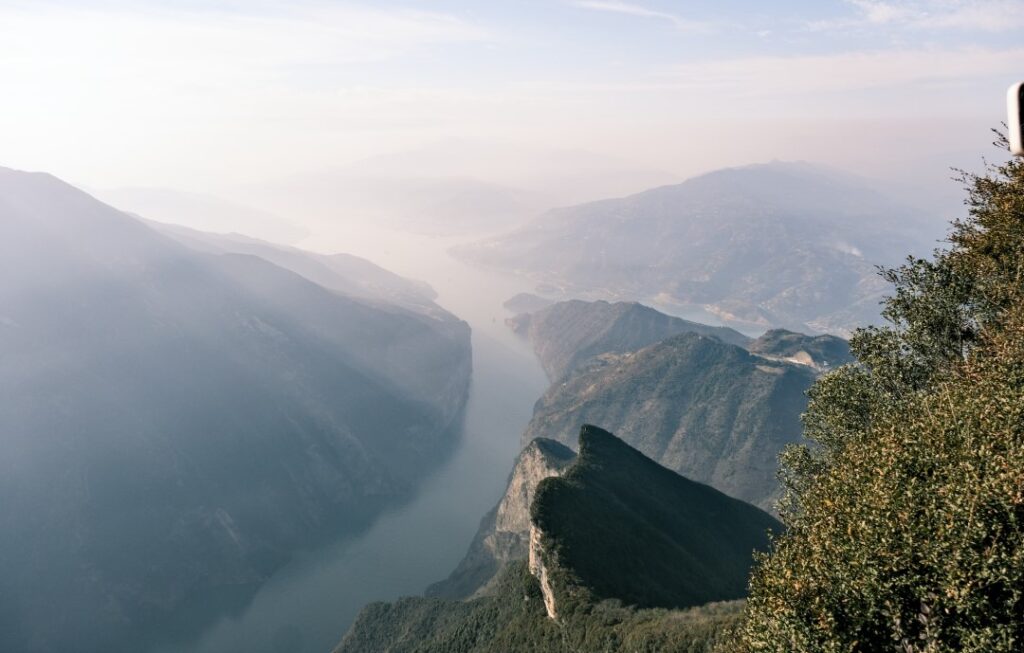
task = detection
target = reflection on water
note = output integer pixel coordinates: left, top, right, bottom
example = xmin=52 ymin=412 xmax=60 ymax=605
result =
xmin=157 ymin=225 xmax=548 ymax=653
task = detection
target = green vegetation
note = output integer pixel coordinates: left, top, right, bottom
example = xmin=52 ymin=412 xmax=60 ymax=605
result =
xmin=531 ymin=426 xmax=780 ymax=614
xmin=727 ymin=137 xmax=1024 ymax=652
xmin=338 ymin=562 xmax=743 ymax=653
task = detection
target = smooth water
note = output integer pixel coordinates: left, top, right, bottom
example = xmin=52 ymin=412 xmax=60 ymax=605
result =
xmin=159 ymin=226 xmax=549 ymax=653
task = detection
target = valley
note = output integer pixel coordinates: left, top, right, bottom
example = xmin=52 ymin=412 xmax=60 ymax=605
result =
xmin=153 ymin=225 xmax=551 ymax=653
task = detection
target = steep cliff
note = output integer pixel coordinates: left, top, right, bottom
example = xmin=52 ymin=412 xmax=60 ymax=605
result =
xmin=336 ymin=427 xmax=774 ymax=653
xmin=529 ymin=426 xmax=780 ymax=615
xmin=427 ymin=439 xmax=576 ymax=599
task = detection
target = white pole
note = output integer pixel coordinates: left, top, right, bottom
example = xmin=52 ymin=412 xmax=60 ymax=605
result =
xmin=1010 ymin=82 xmax=1024 ymax=156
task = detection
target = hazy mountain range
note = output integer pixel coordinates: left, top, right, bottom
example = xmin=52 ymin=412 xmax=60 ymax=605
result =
xmin=0 ymin=167 xmax=471 ymax=653
xmin=455 ymin=161 xmax=945 ymax=335
xmin=145 ymin=220 xmax=440 ymax=313
xmin=94 ymin=187 xmax=309 ymax=245
xmin=244 ymin=141 xmax=680 ymax=237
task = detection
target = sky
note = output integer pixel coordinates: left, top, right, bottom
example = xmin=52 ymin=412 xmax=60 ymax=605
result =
xmin=0 ymin=0 xmax=1021 ymax=195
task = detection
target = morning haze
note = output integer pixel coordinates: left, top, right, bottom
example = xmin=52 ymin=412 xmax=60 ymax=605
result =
xmin=2 ymin=1 xmax=1023 ymax=652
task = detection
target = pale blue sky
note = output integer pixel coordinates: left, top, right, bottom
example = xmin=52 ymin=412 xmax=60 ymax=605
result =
xmin=1 ymin=0 xmax=1021 ymax=190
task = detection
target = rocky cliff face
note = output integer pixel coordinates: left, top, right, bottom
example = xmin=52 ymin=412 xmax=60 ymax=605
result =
xmin=427 ymin=438 xmax=575 ymax=599
xmin=527 ymin=525 xmax=559 ymax=620
xmin=521 ymin=332 xmax=816 ymax=512
xmin=507 ymin=299 xmax=750 ymax=381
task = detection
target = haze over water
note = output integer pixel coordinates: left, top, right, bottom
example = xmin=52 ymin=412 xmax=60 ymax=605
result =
xmin=157 ymin=226 xmax=549 ymax=653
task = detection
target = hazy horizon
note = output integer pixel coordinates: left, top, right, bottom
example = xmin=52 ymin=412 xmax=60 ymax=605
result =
xmin=2 ymin=0 xmax=1019 ymax=228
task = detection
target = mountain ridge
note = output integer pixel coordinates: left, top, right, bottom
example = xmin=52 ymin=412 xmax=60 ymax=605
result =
xmin=508 ymin=299 xmax=751 ymax=381
xmin=335 ymin=426 xmax=778 ymax=652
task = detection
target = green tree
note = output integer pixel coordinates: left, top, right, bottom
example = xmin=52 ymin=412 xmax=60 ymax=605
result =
xmin=728 ymin=134 xmax=1024 ymax=652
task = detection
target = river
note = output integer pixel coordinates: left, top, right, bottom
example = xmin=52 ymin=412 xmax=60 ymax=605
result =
xmin=159 ymin=225 xmax=550 ymax=653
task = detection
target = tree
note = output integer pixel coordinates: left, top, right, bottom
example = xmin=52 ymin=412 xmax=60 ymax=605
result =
xmin=728 ymin=134 xmax=1024 ymax=652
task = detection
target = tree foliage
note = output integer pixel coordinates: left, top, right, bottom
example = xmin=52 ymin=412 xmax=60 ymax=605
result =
xmin=728 ymin=135 xmax=1024 ymax=652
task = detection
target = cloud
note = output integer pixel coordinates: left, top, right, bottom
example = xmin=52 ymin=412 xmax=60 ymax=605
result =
xmin=568 ymin=1 xmax=710 ymax=31
xmin=522 ymin=45 xmax=1022 ymax=123
xmin=814 ymin=0 xmax=1024 ymax=32
xmin=0 ymin=2 xmax=489 ymax=75
xmin=0 ymin=1 xmax=494 ymax=186
xmin=664 ymin=46 xmax=1024 ymax=95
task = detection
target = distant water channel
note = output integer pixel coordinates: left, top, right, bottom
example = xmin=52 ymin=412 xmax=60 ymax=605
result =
xmin=158 ymin=227 xmax=549 ymax=653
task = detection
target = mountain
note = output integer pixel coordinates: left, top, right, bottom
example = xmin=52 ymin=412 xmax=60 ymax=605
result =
xmin=335 ymin=427 xmax=778 ymax=653
xmin=426 ymin=438 xmax=576 ymax=600
xmin=747 ymin=328 xmax=853 ymax=370
xmin=530 ymin=426 xmax=781 ymax=614
xmin=145 ymin=220 xmax=439 ymax=312
xmin=247 ymin=142 xmax=680 ymax=237
xmin=507 ymin=300 xmax=751 ymax=381
xmin=521 ymin=332 xmax=817 ymax=512
xmin=94 ymin=186 xmax=309 ymax=244
xmin=454 ymin=161 xmax=942 ymax=335
xmin=0 ymin=167 xmax=471 ymax=653
xmin=502 ymin=292 xmax=554 ymax=315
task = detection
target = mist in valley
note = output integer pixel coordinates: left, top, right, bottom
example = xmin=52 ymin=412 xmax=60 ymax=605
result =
xmin=2 ymin=1 xmax=1023 ymax=652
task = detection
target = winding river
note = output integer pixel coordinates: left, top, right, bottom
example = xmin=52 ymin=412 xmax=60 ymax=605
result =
xmin=159 ymin=226 xmax=549 ymax=653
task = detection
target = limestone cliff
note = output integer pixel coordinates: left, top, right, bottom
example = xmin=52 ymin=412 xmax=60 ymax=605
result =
xmin=527 ymin=524 xmax=558 ymax=620
xmin=426 ymin=438 xmax=576 ymax=599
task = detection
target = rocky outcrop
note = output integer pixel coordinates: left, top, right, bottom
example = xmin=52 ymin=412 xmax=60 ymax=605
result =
xmin=427 ymin=438 xmax=575 ymax=599
xmin=527 ymin=525 xmax=558 ymax=620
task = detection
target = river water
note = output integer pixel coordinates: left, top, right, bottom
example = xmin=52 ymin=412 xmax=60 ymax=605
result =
xmin=161 ymin=225 xmax=549 ymax=653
